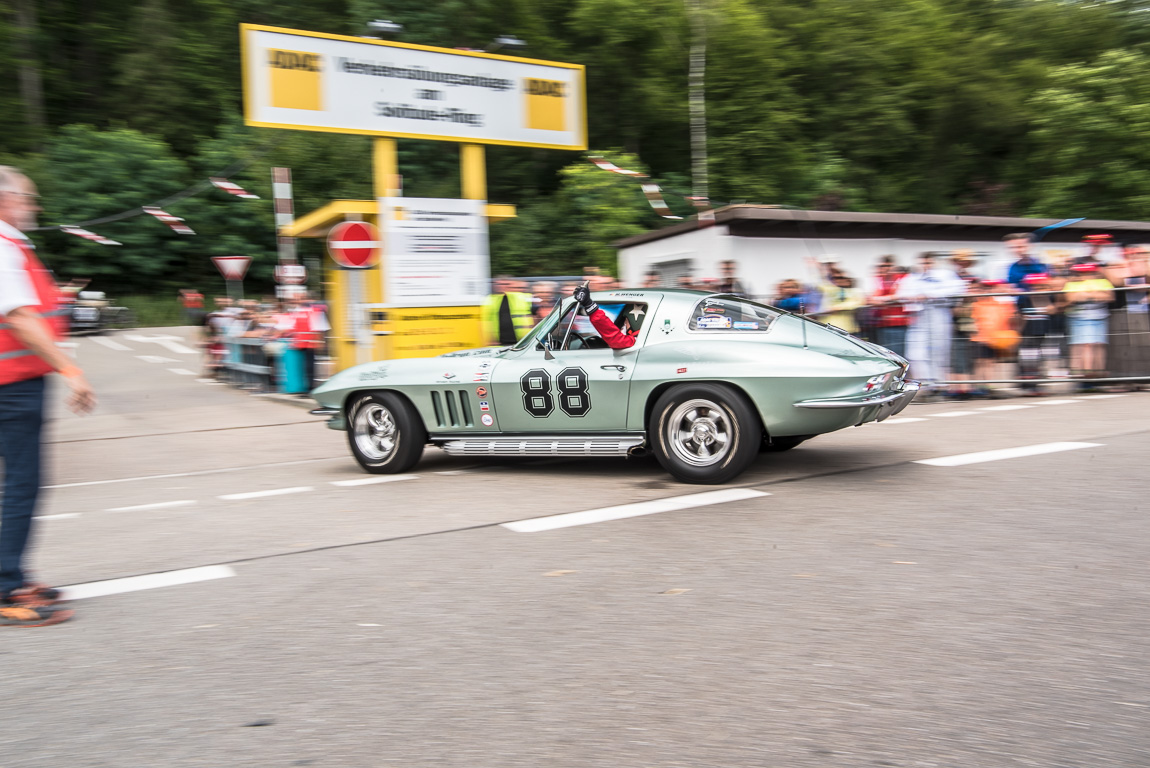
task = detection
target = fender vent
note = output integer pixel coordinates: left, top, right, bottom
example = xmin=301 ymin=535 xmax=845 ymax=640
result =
xmin=430 ymin=390 xmax=474 ymax=428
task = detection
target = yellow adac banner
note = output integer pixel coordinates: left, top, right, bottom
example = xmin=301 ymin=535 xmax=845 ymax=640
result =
xmin=373 ymin=306 xmax=485 ymax=359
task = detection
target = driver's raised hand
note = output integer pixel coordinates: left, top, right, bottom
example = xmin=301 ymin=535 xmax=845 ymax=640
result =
xmin=572 ymin=282 xmax=598 ymax=313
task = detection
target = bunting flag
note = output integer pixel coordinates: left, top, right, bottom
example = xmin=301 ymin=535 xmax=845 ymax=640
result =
xmin=142 ymin=206 xmax=195 ymax=235
xmin=587 ymin=155 xmax=715 ymax=220
xmin=587 ymin=156 xmax=648 ymax=177
xmin=60 ymin=226 xmax=122 ymax=246
xmin=641 ymin=184 xmax=683 ymax=220
xmin=210 ymin=177 xmax=260 ymax=199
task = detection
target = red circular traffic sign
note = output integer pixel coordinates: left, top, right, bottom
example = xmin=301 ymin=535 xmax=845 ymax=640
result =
xmin=327 ymin=221 xmax=380 ymax=269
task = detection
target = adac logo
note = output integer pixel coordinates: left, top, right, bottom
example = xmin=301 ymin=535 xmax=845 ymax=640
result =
xmin=269 ymin=49 xmax=323 ymax=111
xmin=523 ymin=78 xmax=566 ymax=131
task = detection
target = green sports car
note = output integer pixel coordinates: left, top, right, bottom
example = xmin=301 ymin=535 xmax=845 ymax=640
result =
xmin=310 ymin=290 xmax=919 ymax=484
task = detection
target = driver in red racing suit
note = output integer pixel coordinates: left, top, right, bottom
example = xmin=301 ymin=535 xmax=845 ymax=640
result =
xmin=572 ymin=283 xmax=637 ymax=349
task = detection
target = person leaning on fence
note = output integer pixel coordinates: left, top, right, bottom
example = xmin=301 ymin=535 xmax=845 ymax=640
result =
xmin=1015 ymin=273 xmax=1065 ymax=393
xmin=867 ymin=256 xmax=909 ymax=356
xmin=818 ymin=271 xmax=865 ymax=333
xmin=0 ymin=165 xmax=96 ymax=627
xmin=895 ymin=252 xmax=967 ymax=390
xmin=1063 ymin=262 xmax=1115 ymax=388
xmin=1005 ymin=233 xmax=1047 ymax=289
xmin=970 ymin=279 xmax=1021 ymax=389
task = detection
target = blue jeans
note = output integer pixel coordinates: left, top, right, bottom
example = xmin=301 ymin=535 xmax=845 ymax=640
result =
xmin=876 ymin=325 xmax=908 ymax=359
xmin=0 ymin=376 xmax=46 ymax=597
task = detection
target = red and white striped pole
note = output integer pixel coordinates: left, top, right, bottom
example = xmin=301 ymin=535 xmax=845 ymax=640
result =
xmin=272 ymin=167 xmax=300 ymax=299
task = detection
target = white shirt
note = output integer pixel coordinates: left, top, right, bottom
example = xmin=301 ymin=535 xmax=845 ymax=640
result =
xmin=0 ymin=219 xmax=39 ymax=316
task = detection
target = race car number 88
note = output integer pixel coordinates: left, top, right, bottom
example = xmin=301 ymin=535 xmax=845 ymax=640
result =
xmin=520 ymin=367 xmax=591 ymax=417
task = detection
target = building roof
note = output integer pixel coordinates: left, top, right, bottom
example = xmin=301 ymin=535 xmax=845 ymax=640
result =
xmin=614 ymin=205 xmax=1150 ymax=249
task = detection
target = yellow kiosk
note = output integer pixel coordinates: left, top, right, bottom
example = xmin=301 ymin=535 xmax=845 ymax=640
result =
xmin=241 ymin=24 xmax=587 ymax=370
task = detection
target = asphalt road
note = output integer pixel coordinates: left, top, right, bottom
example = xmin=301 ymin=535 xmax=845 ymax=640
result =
xmin=4 ymin=328 xmax=1148 ymax=767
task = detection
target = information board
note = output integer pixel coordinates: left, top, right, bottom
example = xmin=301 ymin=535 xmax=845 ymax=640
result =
xmin=242 ymin=24 xmax=586 ymax=150
xmin=379 ymin=197 xmax=490 ymax=307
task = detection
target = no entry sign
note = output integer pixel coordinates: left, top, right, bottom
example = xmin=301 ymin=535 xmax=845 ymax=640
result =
xmin=327 ymin=221 xmax=380 ymax=269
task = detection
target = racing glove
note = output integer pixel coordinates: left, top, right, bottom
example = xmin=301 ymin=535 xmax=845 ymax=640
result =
xmin=572 ymin=282 xmax=598 ymax=314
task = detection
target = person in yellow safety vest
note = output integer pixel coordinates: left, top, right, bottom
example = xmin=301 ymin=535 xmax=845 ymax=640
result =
xmin=481 ymin=276 xmax=534 ymax=346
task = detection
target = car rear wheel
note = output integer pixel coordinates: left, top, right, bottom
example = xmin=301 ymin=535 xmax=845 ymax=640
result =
xmin=650 ymin=383 xmax=760 ymax=484
xmin=347 ymin=391 xmax=427 ymax=474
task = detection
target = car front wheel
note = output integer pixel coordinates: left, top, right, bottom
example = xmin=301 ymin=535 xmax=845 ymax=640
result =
xmin=346 ymin=391 xmax=427 ymax=474
xmin=650 ymin=383 xmax=761 ymax=484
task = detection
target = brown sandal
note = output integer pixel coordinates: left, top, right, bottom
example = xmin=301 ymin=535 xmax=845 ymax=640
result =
xmin=0 ymin=603 xmax=74 ymax=627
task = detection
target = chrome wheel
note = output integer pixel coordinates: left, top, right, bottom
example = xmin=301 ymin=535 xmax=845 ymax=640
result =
xmin=353 ymin=402 xmax=398 ymax=461
xmin=666 ymin=398 xmax=734 ymax=467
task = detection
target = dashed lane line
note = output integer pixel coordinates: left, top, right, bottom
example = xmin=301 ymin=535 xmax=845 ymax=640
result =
xmin=218 ymin=486 xmax=314 ymax=501
xmin=89 ymin=336 xmax=132 ymax=351
xmin=932 ymin=411 xmax=980 ymax=418
xmin=105 ymin=500 xmax=197 ymax=513
xmin=330 ymin=475 xmax=418 ymax=487
xmin=502 ymin=488 xmax=770 ymax=533
xmin=44 ymin=457 xmax=345 ymax=490
xmin=914 ymin=441 xmax=1102 ymax=467
xmin=882 ymin=417 xmax=928 ymax=424
xmin=979 ymin=404 xmax=1035 ymax=412
xmin=35 ymin=513 xmax=81 ymax=520
xmin=137 ymin=355 xmax=178 ymax=364
xmin=60 ymin=565 xmax=236 ymax=601
xmin=168 ymin=368 xmax=196 ymax=376
xmin=1030 ymin=399 xmax=1082 ymax=405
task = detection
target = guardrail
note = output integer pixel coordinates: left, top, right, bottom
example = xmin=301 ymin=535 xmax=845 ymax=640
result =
xmin=792 ymin=283 xmax=1150 ymax=393
xmin=222 ymin=337 xmax=276 ymax=391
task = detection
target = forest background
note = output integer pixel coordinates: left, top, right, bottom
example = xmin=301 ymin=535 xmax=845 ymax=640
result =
xmin=4 ymin=0 xmax=1150 ymax=296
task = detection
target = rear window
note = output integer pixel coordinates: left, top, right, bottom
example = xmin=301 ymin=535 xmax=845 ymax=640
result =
xmin=688 ymin=297 xmax=780 ymax=332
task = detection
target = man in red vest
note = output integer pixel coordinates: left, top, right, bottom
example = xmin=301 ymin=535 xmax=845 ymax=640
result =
xmin=0 ymin=166 xmax=94 ymax=627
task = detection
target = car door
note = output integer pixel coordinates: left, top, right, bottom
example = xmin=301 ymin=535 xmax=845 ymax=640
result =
xmin=490 ymin=345 xmax=638 ymax=433
xmin=489 ymin=297 xmax=658 ymax=432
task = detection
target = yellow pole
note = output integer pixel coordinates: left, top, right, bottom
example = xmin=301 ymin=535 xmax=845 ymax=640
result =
xmin=460 ymin=143 xmax=486 ymax=201
xmin=369 ymin=138 xmax=399 ymax=362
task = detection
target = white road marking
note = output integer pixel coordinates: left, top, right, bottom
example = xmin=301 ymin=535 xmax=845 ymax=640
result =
xmin=197 ymin=379 xmax=225 ymax=385
xmin=89 ymin=336 xmax=132 ymax=351
xmin=137 ymin=355 xmax=178 ymax=364
xmin=219 ymin=486 xmax=313 ymax=501
xmin=45 ymin=457 xmax=344 ymax=489
xmin=503 ymin=488 xmax=770 ymax=533
xmin=915 ymin=442 xmax=1102 ymax=467
xmin=1079 ymin=394 xmax=1127 ymax=399
xmin=167 ymin=368 xmax=196 ymax=376
xmin=979 ymin=404 xmax=1035 ymax=411
xmin=933 ymin=411 xmax=980 ymax=418
xmin=126 ymin=334 xmax=198 ymax=355
xmin=60 ymin=565 xmax=235 ymax=601
xmin=1031 ymin=399 xmax=1081 ymax=405
xmin=882 ymin=417 xmax=928 ymax=424
xmin=330 ymin=475 xmax=418 ymax=487
xmin=105 ymin=500 xmax=197 ymax=513
xmin=35 ymin=513 xmax=80 ymax=520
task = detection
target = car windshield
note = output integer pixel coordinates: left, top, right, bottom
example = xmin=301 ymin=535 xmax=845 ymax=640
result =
xmin=688 ymin=296 xmax=781 ymax=332
xmin=510 ymin=297 xmax=565 ymax=352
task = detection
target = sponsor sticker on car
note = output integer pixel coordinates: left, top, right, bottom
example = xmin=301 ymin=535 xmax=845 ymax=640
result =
xmin=475 ymin=386 xmax=488 ymax=397
xmin=479 ymin=400 xmax=490 ymax=412
xmin=733 ymin=321 xmax=760 ymax=330
xmin=480 ymin=414 xmax=494 ymax=427
xmin=696 ymin=315 xmax=733 ymax=329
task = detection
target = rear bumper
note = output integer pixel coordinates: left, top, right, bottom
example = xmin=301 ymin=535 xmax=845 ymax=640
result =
xmin=794 ymin=380 xmax=920 ymax=423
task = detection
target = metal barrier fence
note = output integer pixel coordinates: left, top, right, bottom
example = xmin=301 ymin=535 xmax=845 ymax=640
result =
xmin=222 ymin=337 xmax=276 ymax=391
xmin=802 ymin=284 xmax=1149 ymax=392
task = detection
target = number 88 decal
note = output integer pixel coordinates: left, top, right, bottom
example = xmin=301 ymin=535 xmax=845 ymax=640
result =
xmin=520 ymin=367 xmax=591 ymax=418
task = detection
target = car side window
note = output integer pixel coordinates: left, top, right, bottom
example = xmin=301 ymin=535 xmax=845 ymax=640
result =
xmin=689 ymin=297 xmax=779 ymax=332
xmin=537 ymin=302 xmax=648 ymax=351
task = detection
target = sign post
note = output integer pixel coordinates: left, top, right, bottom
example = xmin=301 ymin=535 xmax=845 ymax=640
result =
xmin=327 ymin=221 xmax=380 ymax=365
xmin=211 ymin=256 xmax=253 ymax=301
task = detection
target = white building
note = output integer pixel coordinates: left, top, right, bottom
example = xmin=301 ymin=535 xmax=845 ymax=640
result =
xmin=615 ymin=206 xmax=1150 ymax=297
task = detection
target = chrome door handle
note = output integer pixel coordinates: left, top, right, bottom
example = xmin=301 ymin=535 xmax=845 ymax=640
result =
xmin=600 ymin=365 xmax=626 ymax=372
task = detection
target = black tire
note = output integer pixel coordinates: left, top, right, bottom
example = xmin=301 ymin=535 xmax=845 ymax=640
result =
xmin=763 ymin=435 xmax=812 ymax=452
xmin=346 ymin=391 xmax=427 ymax=474
xmin=649 ymin=383 xmax=761 ymax=484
